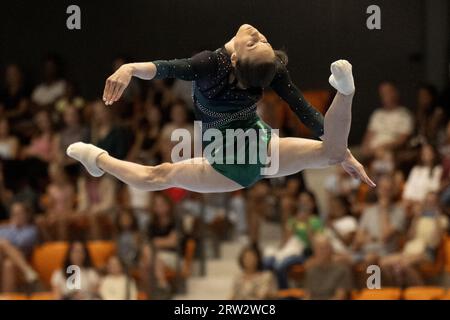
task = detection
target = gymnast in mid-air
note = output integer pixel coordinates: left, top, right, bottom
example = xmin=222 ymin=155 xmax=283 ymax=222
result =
xmin=67 ymin=24 xmax=376 ymax=192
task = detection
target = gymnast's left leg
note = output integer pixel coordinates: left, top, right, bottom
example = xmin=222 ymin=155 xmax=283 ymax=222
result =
xmin=268 ymin=60 xmax=355 ymax=177
xmin=66 ymin=142 xmax=243 ymax=193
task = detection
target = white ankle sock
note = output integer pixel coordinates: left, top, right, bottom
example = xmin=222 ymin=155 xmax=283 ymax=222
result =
xmin=328 ymin=59 xmax=355 ymax=96
xmin=66 ymin=142 xmax=108 ymax=177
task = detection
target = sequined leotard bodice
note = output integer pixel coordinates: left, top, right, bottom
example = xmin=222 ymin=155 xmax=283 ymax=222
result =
xmin=153 ymin=47 xmax=324 ymax=137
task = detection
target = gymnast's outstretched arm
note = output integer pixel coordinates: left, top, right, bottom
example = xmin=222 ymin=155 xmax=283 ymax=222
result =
xmin=103 ymin=51 xmax=217 ymax=105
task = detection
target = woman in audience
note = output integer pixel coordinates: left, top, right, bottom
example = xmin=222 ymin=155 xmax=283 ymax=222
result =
xmin=231 ymin=245 xmax=276 ymax=300
xmin=0 ymin=201 xmax=39 ymax=292
xmin=99 ymin=255 xmax=138 ymax=300
xmin=76 ymin=172 xmax=118 ymax=239
xmin=37 ymin=163 xmax=76 ymax=241
xmin=90 ymin=99 xmax=131 ymax=160
xmin=51 ymin=240 xmax=100 ymax=299
xmin=413 ymin=84 xmax=446 ymax=145
xmin=21 ymin=110 xmax=55 ymax=163
xmin=380 ymin=192 xmax=448 ymax=286
xmin=403 ymin=143 xmax=442 ymax=206
xmin=54 ymin=104 xmax=89 ymax=167
xmin=352 ymin=175 xmax=406 ymax=269
xmin=116 ymin=209 xmax=141 ymax=266
xmin=147 ymin=192 xmax=178 ymax=270
xmin=0 ymin=117 xmax=19 ymax=160
xmin=127 ymin=103 xmax=163 ymax=165
xmin=0 ymin=64 xmax=29 ymax=126
xmin=324 ymin=196 xmax=357 ymax=262
xmin=137 ymin=242 xmax=170 ymax=297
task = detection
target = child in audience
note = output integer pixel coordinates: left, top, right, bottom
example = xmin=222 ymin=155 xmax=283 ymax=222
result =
xmin=99 ymin=255 xmax=138 ymax=300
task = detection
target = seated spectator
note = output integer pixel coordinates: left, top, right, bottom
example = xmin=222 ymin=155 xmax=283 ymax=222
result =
xmin=31 ymin=55 xmax=66 ymax=108
xmin=0 ymin=163 xmax=13 ymax=220
xmin=21 ymin=110 xmax=55 ymax=163
xmin=246 ymin=181 xmax=272 ymax=244
xmin=0 ymin=201 xmax=39 ymax=292
xmin=264 ymin=190 xmax=323 ymax=289
xmin=380 ymin=192 xmax=448 ymax=286
xmin=90 ymin=99 xmax=131 ymax=160
xmin=54 ymin=105 xmax=89 ymax=166
xmin=361 ymin=81 xmax=413 ymax=157
xmin=231 ymin=245 xmax=276 ymax=300
xmin=54 ymin=81 xmax=85 ymax=115
xmin=403 ymin=143 xmax=442 ymax=205
xmin=116 ymin=209 xmax=141 ymax=266
xmin=51 ymin=241 xmax=99 ymax=299
xmin=304 ymin=234 xmax=352 ymax=300
xmin=438 ymin=120 xmax=450 ymax=207
xmin=413 ymin=84 xmax=447 ymax=145
xmin=352 ymin=175 xmax=406 ymax=264
xmin=0 ymin=117 xmax=19 ymax=160
xmin=324 ymin=196 xmax=357 ymax=262
xmin=159 ymin=100 xmax=194 ymax=162
xmin=0 ymin=63 xmax=29 ymax=126
xmin=77 ymin=173 xmax=118 ymax=239
xmin=147 ymin=192 xmax=178 ymax=270
xmin=36 ymin=163 xmax=76 ymax=241
xmin=137 ymin=242 xmax=170 ymax=297
xmin=127 ymin=103 xmax=163 ymax=165
xmin=99 ymin=255 xmax=138 ymax=300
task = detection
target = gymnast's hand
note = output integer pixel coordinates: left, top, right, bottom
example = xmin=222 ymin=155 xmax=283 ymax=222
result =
xmin=103 ymin=65 xmax=133 ymax=106
xmin=340 ymin=151 xmax=376 ymax=188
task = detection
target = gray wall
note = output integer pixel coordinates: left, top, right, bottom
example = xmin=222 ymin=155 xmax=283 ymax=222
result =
xmin=1 ymin=0 xmax=447 ymax=143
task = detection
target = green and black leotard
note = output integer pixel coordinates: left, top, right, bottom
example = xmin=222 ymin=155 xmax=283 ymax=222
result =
xmin=152 ymin=47 xmax=324 ymax=187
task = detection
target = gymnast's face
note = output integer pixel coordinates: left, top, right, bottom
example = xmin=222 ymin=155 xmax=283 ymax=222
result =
xmin=232 ymin=24 xmax=274 ymax=66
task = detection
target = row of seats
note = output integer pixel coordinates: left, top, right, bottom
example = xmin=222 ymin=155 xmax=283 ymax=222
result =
xmin=31 ymin=241 xmax=116 ymax=287
xmin=30 ymin=239 xmax=196 ymax=287
xmin=277 ymin=286 xmax=450 ymax=300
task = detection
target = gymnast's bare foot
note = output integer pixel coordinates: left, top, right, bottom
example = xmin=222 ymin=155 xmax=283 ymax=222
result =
xmin=328 ymin=60 xmax=355 ymax=96
xmin=66 ymin=142 xmax=108 ymax=177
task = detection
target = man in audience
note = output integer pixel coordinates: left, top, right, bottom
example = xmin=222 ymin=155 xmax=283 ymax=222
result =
xmin=304 ymin=234 xmax=352 ymax=300
xmin=361 ymin=81 xmax=413 ymax=157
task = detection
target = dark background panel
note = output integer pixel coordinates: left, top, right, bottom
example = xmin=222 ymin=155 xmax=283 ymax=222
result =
xmin=0 ymin=0 xmax=447 ymax=143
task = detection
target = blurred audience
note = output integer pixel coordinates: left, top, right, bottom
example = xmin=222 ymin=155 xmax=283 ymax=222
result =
xmin=0 ymin=56 xmax=449 ymax=300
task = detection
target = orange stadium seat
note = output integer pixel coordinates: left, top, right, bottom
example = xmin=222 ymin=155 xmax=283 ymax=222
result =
xmin=31 ymin=242 xmax=69 ymax=288
xmin=0 ymin=293 xmax=28 ymax=300
xmin=29 ymin=292 xmax=56 ymax=300
xmin=403 ymin=286 xmax=446 ymax=300
xmin=277 ymin=288 xmax=306 ymax=299
xmin=353 ymin=288 xmax=402 ymax=300
xmin=440 ymin=290 xmax=450 ymax=300
xmin=87 ymin=241 xmax=117 ymax=269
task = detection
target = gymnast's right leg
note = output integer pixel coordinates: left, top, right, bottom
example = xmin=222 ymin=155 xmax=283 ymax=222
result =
xmin=66 ymin=142 xmax=243 ymax=193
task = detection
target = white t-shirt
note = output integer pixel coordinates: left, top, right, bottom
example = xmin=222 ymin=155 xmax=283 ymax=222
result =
xmin=31 ymin=80 xmax=66 ymax=106
xmin=403 ymin=165 xmax=443 ymax=202
xmin=51 ymin=268 xmax=100 ymax=299
xmin=99 ymin=275 xmax=138 ymax=300
xmin=367 ymin=106 xmax=413 ymax=149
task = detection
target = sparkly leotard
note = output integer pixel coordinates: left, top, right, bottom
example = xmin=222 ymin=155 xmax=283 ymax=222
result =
xmin=153 ymin=47 xmax=324 ymax=187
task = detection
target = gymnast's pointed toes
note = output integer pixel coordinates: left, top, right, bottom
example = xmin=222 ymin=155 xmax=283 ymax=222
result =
xmin=66 ymin=142 xmax=83 ymax=158
xmin=331 ymin=60 xmax=352 ymax=77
